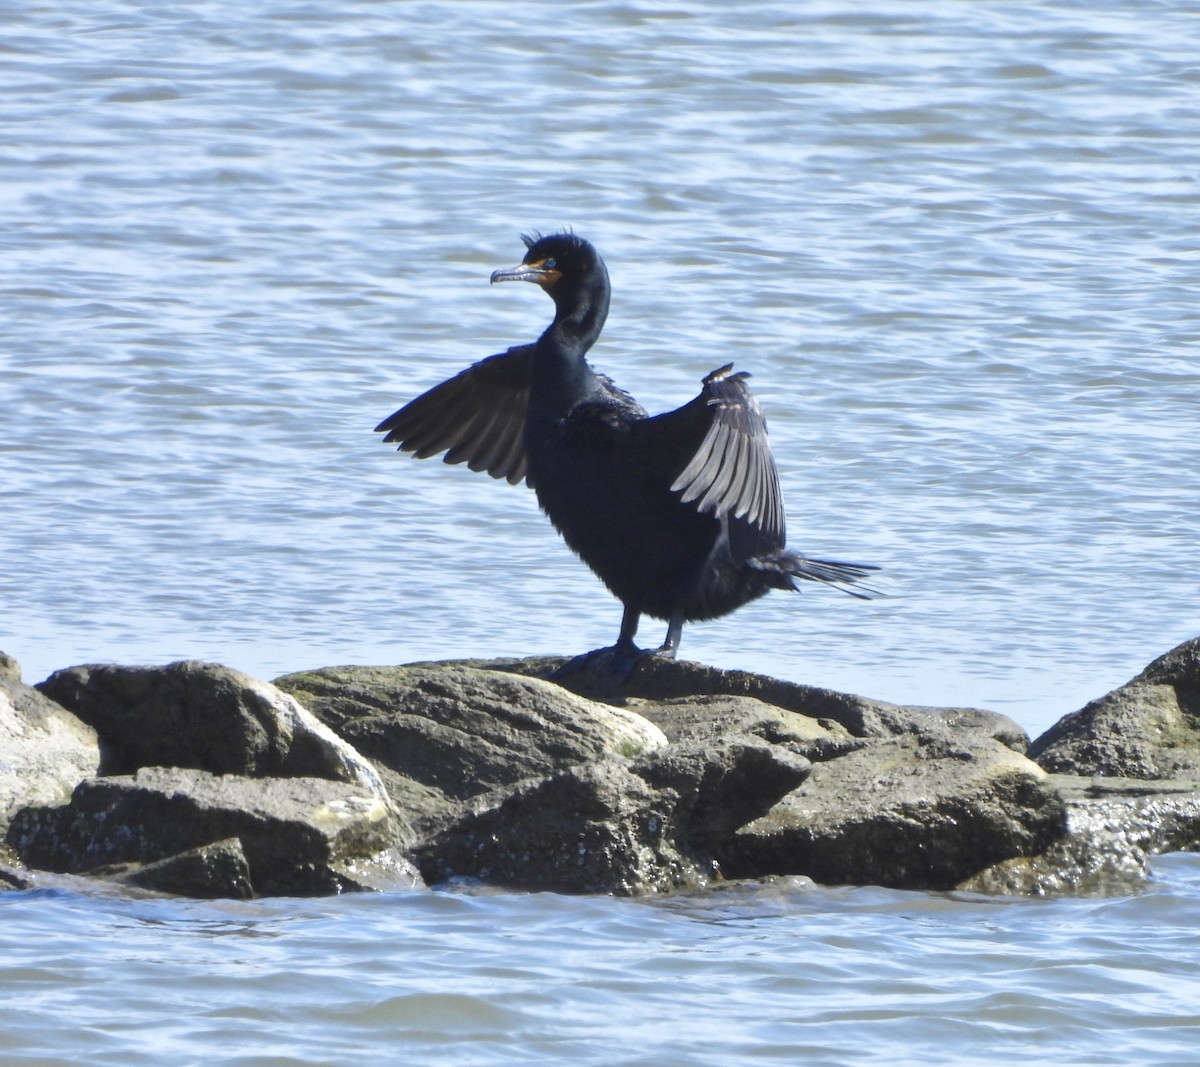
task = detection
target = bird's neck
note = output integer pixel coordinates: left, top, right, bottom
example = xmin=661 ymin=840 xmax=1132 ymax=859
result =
xmin=547 ymin=276 xmax=609 ymax=352
xmin=530 ymin=325 xmax=597 ymax=415
xmin=529 ymin=279 xmax=610 ymax=411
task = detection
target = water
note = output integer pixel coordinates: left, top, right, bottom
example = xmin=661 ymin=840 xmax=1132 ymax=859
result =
xmin=4 ymin=859 xmax=1200 ymax=1066
xmin=3 ymin=0 xmax=1200 ymax=1061
xmin=3 ymin=0 xmax=1199 ymax=733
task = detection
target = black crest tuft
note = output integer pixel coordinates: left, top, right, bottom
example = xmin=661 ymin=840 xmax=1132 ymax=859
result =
xmin=520 ymin=227 xmax=580 ymax=252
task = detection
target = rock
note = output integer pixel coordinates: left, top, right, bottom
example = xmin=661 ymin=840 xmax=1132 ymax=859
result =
xmin=630 ymin=693 xmax=863 ymax=761
xmin=286 ymin=658 xmax=1064 ymax=896
xmin=1 ymin=674 xmax=100 ymax=835
xmin=413 ymin=760 xmax=708 ymax=895
xmin=104 ymin=838 xmax=255 ymax=900
xmin=38 ymin=661 xmax=383 ymax=790
xmin=398 ymin=644 xmax=1200 ymax=897
xmin=8 ymin=661 xmax=416 ymax=898
xmin=719 ymin=732 xmax=1065 ymax=890
xmin=5 ymin=767 xmax=421 ymax=897
xmin=11 ymin=641 xmax=1200 ymax=901
xmin=274 ymin=664 xmax=667 ymax=834
xmin=1 ymin=863 xmax=34 ymax=891
xmin=632 ymin=738 xmax=812 ymax=853
xmin=0 ymin=651 xmax=20 ymax=683
xmin=962 ymin=776 xmax=1200 ymax=896
xmin=444 ymin=654 xmax=1030 ymax=750
xmin=1029 ymin=637 xmax=1200 ymax=779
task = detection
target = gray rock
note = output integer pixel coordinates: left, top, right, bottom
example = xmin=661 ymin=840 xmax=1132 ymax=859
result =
xmin=1 ymin=864 xmax=33 ymax=891
xmin=962 ymin=776 xmax=1200 ymax=896
xmin=104 ymin=838 xmax=255 ymax=900
xmin=721 ymin=733 xmax=1065 ymax=890
xmin=5 ymin=767 xmax=421 ymax=897
xmin=274 ymin=664 xmax=666 ymax=834
xmin=38 ymin=661 xmax=383 ymax=790
xmin=414 ymin=760 xmax=708 ymax=895
xmin=449 ymin=654 xmax=1029 ymax=750
xmin=14 ymin=642 xmax=1200 ymax=900
xmin=1 ymin=674 xmax=100 ymax=834
xmin=1029 ymin=637 xmax=1200 ymax=779
xmin=282 ymin=658 xmax=1069 ymax=896
xmin=632 ymin=738 xmax=812 ymax=853
xmin=0 ymin=651 xmax=20 ymax=684
xmin=631 ymin=693 xmax=860 ymax=761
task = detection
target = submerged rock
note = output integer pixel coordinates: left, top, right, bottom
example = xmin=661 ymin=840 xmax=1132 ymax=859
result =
xmin=0 ymin=865 xmax=33 ymax=891
xmin=962 ymin=777 xmax=1200 ymax=896
xmin=106 ymin=838 xmax=255 ymax=900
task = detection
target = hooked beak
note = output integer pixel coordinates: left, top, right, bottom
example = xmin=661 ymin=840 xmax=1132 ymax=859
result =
xmin=490 ymin=260 xmax=561 ymax=287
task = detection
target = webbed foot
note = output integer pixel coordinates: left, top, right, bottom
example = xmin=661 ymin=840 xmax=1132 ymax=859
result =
xmin=549 ymin=642 xmax=645 ymax=681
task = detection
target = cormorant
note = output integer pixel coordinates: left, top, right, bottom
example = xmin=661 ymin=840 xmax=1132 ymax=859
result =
xmin=376 ymin=232 xmax=877 ymax=669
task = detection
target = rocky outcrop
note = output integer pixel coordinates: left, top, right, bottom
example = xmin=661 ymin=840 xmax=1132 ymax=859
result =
xmin=1029 ymin=637 xmax=1200 ymax=779
xmin=5 ymin=638 xmax=1200 ymax=900
xmin=279 ymin=661 xmax=1061 ymax=895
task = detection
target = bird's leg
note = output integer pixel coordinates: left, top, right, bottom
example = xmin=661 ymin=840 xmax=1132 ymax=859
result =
xmin=605 ymin=604 xmax=646 ymax=675
xmin=615 ymin=604 xmax=641 ymax=657
xmin=654 ymin=611 xmax=684 ymax=659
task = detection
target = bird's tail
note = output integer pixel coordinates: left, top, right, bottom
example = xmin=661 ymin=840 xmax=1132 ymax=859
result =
xmin=750 ymin=553 xmax=881 ymax=599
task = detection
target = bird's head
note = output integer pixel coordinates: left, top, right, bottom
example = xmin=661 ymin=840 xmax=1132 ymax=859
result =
xmin=490 ymin=231 xmax=608 ymax=318
xmin=490 ymin=231 xmax=610 ymax=337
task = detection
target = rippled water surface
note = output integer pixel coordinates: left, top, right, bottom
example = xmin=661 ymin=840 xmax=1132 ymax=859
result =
xmin=3 ymin=0 xmax=1198 ymax=733
xmin=5 ymin=859 xmax=1200 ymax=1066
xmin=3 ymin=0 xmax=1200 ymax=1061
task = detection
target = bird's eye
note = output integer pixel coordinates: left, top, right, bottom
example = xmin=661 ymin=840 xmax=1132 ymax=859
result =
xmin=543 ymin=258 xmax=556 ymax=269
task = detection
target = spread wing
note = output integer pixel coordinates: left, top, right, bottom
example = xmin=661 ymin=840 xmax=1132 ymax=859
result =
xmin=653 ymin=363 xmax=786 ymax=545
xmin=375 ymin=346 xmax=533 ymax=486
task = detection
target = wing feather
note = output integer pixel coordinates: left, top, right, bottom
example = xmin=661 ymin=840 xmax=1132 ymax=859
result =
xmin=666 ymin=364 xmax=787 ymax=544
xmin=375 ymin=347 xmax=533 ymax=486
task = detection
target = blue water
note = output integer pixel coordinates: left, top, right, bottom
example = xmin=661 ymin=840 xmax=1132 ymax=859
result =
xmin=4 ymin=859 xmax=1200 ymax=1066
xmin=3 ymin=0 xmax=1200 ymax=1061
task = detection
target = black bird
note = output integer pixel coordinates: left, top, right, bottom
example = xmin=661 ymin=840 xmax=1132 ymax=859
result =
xmin=376 ymin=232 xmax=877 ymax=670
